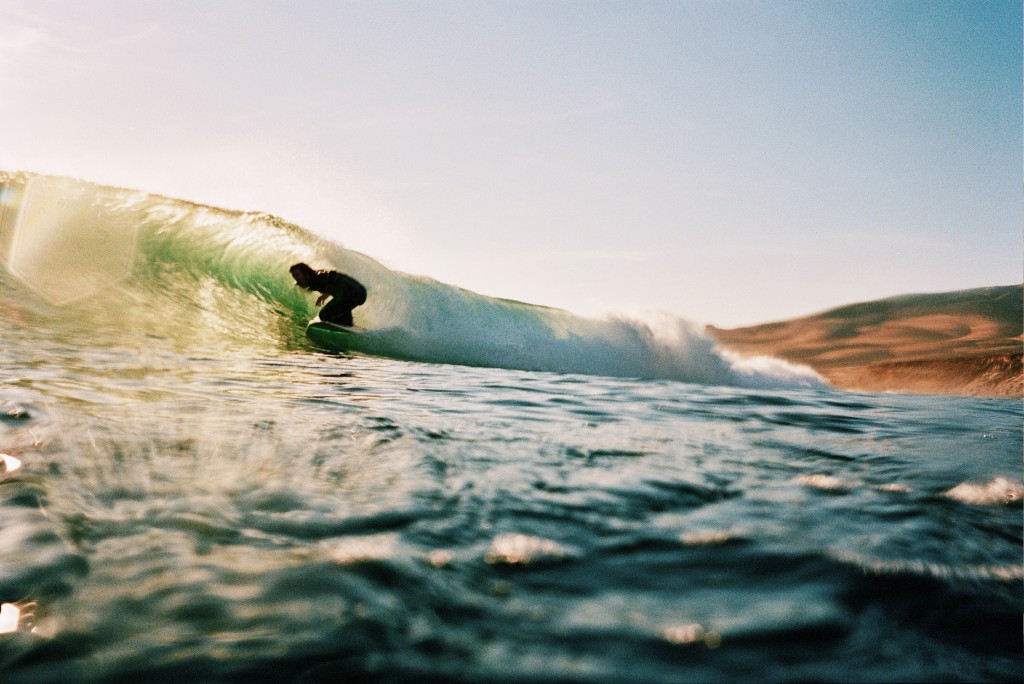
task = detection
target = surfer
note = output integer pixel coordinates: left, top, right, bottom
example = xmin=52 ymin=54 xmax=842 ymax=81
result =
xmin=290 ymin=262 xmax=367 ymax=327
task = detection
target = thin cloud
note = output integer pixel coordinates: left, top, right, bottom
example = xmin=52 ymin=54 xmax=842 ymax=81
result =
xmin=109 ymin=23 xmax=161 ymax=44
xmin=0 ymin=25 xmax=48 ymax=64
xmin=0 ymin=22 xmax=87 ymax=78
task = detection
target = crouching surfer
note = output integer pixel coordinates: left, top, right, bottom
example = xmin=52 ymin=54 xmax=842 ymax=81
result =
xmin=289 ymin=262 xmax=367 ymax=327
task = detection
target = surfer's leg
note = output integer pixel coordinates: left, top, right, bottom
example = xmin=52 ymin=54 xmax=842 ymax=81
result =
xmin=320 ymin=299 xmax=354 ymax=326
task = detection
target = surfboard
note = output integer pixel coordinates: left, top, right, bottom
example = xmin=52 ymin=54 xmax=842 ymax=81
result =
xmin=306 ymin=318 xmax=431 ymax=365
xmin=306 ymin=320 xmax=368 ymax=351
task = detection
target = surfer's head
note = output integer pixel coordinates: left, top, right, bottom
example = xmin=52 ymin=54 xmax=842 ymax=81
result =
xmin=290 ymin=262 xmax=316 ymax=288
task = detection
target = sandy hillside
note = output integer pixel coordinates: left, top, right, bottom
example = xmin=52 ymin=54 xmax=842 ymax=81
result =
xmin=709 ymin=285 xmax=1022 ymax=398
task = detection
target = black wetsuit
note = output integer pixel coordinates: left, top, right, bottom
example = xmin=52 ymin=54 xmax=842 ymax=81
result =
xmin=309 ymin=271 xmax=367 ymax=326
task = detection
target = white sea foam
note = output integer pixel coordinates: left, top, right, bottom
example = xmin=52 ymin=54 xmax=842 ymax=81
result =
xmin=794 ymin=473 xmax=857 ymax=492
xmin=944 ymin=477 xmax=1023 ymax=506
xmin=485 ymin=533 xmax=573 ymax=566
xmin=348 ymin=269 xmax=828 ymax=390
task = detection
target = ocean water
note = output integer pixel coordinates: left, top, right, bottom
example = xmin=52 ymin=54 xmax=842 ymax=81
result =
xmin=0 ymin=175 xmax=1021 ymax=683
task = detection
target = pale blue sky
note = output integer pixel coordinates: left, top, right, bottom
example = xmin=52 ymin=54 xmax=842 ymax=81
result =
xmin=1 ymin=0 xmax=1020 ymax=326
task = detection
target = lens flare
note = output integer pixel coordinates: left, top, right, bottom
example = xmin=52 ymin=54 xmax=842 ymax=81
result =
xmin=0 ymin=453 xmax=22 ymax=475
xmin=0 ymin=603 xmax=21 ymax=634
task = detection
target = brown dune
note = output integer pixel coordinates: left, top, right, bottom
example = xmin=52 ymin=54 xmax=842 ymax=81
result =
xmin=709 ymin=285 xmax=1023 ymax=398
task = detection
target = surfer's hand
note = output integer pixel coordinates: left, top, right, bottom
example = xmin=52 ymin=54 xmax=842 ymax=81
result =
xmin=316 ymin=294 xmax=329 ymax=306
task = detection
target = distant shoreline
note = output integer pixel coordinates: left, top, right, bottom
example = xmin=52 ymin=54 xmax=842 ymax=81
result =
xmin=710 ymin=284 xmax=1023 ymax=399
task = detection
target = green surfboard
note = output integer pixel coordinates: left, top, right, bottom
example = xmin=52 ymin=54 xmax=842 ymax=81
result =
xmin=306 ymin=321 xmax=369 ymax=351
xmin=305 ymin=320 xmax=402 ymax=359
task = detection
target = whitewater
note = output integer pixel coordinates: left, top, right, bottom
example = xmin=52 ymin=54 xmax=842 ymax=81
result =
xmin=0 ymin=173 xmax=1020 ymax=682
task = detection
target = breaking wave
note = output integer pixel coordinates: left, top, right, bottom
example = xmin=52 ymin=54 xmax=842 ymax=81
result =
xmin=0 ymin=172 xmax=825 ymax=390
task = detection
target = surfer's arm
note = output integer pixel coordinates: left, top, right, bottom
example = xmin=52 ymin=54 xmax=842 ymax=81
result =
xmin=315 ymin=293 xmax=330 ymax=307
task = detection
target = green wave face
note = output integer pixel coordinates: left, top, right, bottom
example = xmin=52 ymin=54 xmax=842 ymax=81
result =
xmin=0 ymin=172 xmax=825 ymax=390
